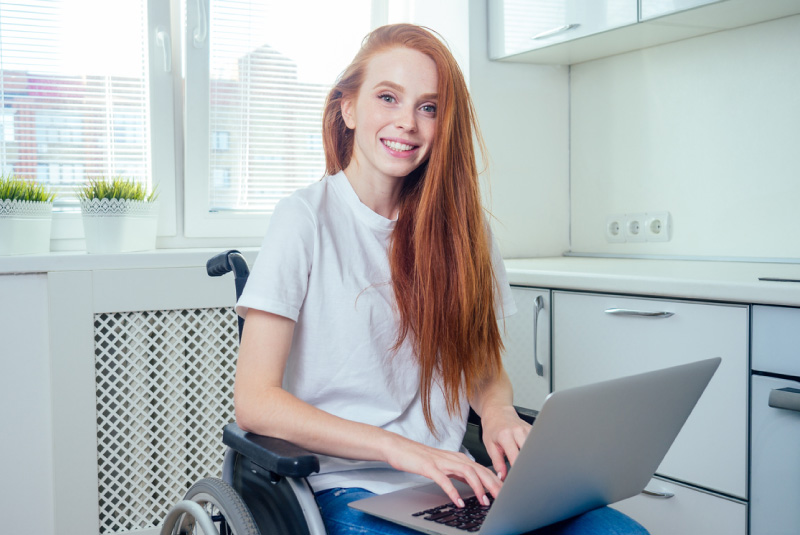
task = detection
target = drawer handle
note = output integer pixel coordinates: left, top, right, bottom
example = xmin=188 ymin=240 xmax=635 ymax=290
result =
xmin=769 ymin=387 xmax=800 ymax=413
xmin=605 ymin=308 xmax=675 ymax=318
xmin=533 ymin=295 xmax=545 ymax=377
xmin=531 ymin=23 xmax=580 ymax=40
xmin=642 ymin=489 xmax=675 ymax=499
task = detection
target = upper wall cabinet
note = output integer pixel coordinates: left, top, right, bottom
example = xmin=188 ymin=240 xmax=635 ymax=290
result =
xmin=488 ymin=0 xmax=800 ymax=64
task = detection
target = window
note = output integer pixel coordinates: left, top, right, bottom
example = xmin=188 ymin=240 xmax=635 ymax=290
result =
xmin=184 ymin=0 xmax=376 ymax=237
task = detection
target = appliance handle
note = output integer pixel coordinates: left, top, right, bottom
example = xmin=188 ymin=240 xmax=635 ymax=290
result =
xmin=769 ymin=387 xmax=800 ymax=413
xmin=532 ymin=23 xmax=580 ymax=40
xmin=605 ymin=308 xmax=675 ymax=318
xmin=533 ymin=295 xmax=545 ymax=377
xmin=642 ymin=488 xmax=675 ymax=499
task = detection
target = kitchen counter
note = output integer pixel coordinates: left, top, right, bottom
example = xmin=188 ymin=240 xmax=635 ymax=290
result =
xmin=504 ymin=257 xmax=800 ymax=307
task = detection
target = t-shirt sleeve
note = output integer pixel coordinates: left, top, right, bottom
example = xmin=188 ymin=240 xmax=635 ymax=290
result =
xmin=488 ymin=224 xmax=517 ymax=319
xmin=236 ymin=194 xmax=316 ymax=322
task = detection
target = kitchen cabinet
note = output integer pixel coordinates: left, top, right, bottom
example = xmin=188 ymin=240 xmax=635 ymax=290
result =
xmin=612 ymin=476 xmax=746 ymax=535
xmin=488 ymin=0 xmax=800 ymax=64
xmin=488 ymin=0 xmax=637 ymax=60
xmin=750 ymin=305 xmax=800 ymax=535
xmin=639 ymin=0 xmax=721 ymax=21
xmin=501 ymin=287 xmax=551 ymax=411
xmin=551 ymin=291 xmax=748 ymax=534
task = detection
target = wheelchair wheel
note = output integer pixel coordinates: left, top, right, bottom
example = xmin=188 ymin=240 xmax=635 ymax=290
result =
xmin=178 ymin=477 xmax=260 ymax=535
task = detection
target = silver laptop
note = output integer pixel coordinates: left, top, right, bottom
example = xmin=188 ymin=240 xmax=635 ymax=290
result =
xmin=350 ymin=357 xmax=721 ymax=535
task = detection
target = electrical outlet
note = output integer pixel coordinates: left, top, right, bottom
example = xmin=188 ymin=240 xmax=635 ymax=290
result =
xmin=605 ymin=215 xmax=625 ymax=243
xmin=623 ymin=213 xmax=647 ymax=242
xmin=644 ymin=211 xmax=672 ymax=242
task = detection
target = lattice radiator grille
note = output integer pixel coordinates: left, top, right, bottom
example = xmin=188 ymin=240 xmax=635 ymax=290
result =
xmin=94 ymin=308 xmax=238 ymax=534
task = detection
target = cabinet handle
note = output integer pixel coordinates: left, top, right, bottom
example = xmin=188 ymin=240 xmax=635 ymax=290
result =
xmin=531 ymin=23 xmax=580 ymax=40
xmin=605 ymin=308 xmax=675 ymax=318
xmin=533 ymin=295 xmax=545 ymax=377
xmin=642 ymin=488 xmax=675 ymax=499
xmin=769 ymin=387 xmax=800 ymax=413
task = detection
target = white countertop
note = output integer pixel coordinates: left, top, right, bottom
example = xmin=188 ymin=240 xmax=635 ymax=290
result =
xmin=504 ymin=257 xmax=800 ymax=307
xmin=3 ymin=250 xmax=800 ymax=307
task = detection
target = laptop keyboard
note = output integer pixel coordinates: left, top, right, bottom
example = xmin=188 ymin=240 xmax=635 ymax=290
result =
xmin=411 ymin=495 xmax=494 ymax=532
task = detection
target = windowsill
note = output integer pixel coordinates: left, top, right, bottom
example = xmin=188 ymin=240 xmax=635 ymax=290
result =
xmin=0 ymin=247 xmax=261 ymax=275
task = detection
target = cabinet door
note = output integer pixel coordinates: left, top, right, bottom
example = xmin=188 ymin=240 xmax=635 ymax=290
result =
xmin=639 ymin=0 xmax=722 ymax=21
xmin=552 ymin=291 xmax=748 ymax=498
xmin=612 ymin=477 xmax=746 ymax=535
xmin=488 ymin=0 xmax=638 ymax=59
xmin=751 ymin=374 xmax=800 ymax=535
xmin=501 ymin=287 xmax=551 ymax=411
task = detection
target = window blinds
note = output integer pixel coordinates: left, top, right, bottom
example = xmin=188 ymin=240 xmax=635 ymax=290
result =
xmin=206 ymin=0 xmax=371 ymax=213
xmin=0 ymin=0 xmax=151 ymax=210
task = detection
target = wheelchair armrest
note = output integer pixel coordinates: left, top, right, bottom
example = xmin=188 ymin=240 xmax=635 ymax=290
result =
xmin=467 ymin=405 xmax=538 ymax=427
xmin=223 ymin=422 xmax=320 ymax=479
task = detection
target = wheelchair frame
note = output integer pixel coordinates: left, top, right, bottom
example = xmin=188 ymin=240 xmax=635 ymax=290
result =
xmin=159 ymin=250 xmax=535 ymax=535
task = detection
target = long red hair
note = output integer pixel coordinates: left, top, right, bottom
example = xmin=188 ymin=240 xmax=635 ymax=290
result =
xmin=322 ymin=24 xmax=503 ymax=431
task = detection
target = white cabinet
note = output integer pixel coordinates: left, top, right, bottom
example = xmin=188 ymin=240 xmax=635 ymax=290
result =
xmin=549 ymin=291 xmax=748 ymax=534
xmin=612 ymin=476 xmax=746 ymax=535
xmin=639 ymin=0 xmax=721 ymax=20
xmin=501 ymin=287 xmax=551 ymax=411
xmin=552 ymin=291 xmax=748 ymax=498
xmin=488 ymin=0 xmax=637 ymax=59
xmin=488 ymin=0 xmax=800 ymax=64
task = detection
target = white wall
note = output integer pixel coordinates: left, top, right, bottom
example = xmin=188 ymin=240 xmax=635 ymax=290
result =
xmin=469 ymin=0 xmax=570 ymax=259
xmin=570 ymin=14 xmax=800 ymax=260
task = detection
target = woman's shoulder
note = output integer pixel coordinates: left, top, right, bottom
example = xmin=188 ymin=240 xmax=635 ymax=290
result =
xmin=277 ymin=173 xmax=339 ymax=217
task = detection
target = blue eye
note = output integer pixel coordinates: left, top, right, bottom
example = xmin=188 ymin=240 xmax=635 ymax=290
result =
xmin=379 ymin=94 xmax=396 ymax=103
xmin=421 ymin=104 xmax=436 ymax=114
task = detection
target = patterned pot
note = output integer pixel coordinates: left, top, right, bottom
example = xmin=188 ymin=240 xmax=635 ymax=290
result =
xmin=80 ymin=198 xmax=159 ymax=254
xmin=0 ymin=199 xmax=53 ymax=255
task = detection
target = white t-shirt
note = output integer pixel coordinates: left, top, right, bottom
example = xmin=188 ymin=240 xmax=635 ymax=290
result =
xmin=236 ymin=170 xmax=517 ymax=494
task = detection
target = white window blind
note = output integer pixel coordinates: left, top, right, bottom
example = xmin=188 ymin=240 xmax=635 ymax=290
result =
xmin=187 ymin=0 xmax=372 ymax=227
xmin=0 ymin=0 xmax=151 ymax=211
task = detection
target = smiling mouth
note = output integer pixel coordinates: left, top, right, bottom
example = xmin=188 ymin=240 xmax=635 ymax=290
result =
xmin=382 ymin=139 xmax=417 ymax=152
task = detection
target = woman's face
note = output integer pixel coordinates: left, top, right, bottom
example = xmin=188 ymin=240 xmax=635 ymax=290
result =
xmin=341 ymin=47 xmax=438 ymax=183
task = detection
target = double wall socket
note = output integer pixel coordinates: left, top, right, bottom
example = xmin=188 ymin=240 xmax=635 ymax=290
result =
xmin=606 ymin=212 xmax=672 ymax=243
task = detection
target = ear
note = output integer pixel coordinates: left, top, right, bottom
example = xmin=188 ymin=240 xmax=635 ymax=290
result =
xmin=341 ymin=98 xmax=356 ymax=130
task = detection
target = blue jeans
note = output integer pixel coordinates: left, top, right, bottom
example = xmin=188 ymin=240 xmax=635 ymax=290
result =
xmin=315 ymin=487 xmax=649 ymax=535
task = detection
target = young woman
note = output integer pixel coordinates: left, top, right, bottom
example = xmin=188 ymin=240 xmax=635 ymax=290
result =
xmin=234 ymin=23 xmax=648 ymax=535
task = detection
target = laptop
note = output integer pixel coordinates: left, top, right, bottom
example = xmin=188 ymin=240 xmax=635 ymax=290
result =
xmin=350 ymin=357 xmax=721 ymax=535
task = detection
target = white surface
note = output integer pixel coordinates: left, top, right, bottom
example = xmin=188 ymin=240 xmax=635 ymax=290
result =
xmin=469 ymin=0 xmax=570 ymax=258
xmin=0 ymin=274 xmax=55 ymax=534
xmin=612 ymin=476 xmax=746 ymax=535
xmin=752 ymin=305 xmax=800 ymax=376
xmin=502 ymin=287 xmax=551 ymax=411
xmin=552 ymin=291 xmax=748 ymax=497
xmin=750 ymin=374 xmax=800 ymax=535
xmin=504 ymin=256 xmax=800 ymax=306
xmin=570 ymin=14 xmax=800 ymax=259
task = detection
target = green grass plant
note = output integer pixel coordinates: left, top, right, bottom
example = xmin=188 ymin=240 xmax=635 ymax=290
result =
xmin=0 ymin=174 xmax=56 ymax=202
xmin=78 ymin=176 xmax=158 ymax=202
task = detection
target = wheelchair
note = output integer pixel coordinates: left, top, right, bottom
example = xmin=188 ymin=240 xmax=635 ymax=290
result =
xmin=160 ymin=250 xmax=536 ymax=535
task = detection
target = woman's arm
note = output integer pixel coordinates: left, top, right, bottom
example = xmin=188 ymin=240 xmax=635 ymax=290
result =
xmin=468 ymin=366 xmax=532 ymax=481
xmin=234 ymin=308 xmax=502 ymax=506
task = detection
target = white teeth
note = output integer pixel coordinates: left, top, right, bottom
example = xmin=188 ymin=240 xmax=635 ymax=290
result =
xmin=383 ymin=140 xmax=415 ymax=151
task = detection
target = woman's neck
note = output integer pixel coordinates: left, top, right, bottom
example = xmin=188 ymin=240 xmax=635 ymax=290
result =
xmin=342 ymin=162 xmax=403 ymax=220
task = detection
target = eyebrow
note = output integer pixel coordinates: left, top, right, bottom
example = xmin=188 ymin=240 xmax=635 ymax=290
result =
xmin=374 ymin=81 xmax=438 ymax=101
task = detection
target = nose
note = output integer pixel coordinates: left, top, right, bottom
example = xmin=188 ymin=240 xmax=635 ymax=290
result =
xmin=395 ymin=105 xmax=417 ymax=132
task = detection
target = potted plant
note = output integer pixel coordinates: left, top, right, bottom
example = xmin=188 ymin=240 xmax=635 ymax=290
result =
xmin=78 ymin=176 xmax=159 ymax=254
xmin=0 ymin=174 xmax=56 ymax=255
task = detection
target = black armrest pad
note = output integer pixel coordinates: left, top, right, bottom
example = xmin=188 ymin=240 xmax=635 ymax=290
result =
xmin=223 ymin=422 xmax=320 ymax=479
xmin=467 ymin=406 xmax=538 ymax=427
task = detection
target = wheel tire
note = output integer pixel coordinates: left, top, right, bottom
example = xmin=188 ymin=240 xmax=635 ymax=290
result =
xmin=182 ymin=477 xmax=260 ymax=535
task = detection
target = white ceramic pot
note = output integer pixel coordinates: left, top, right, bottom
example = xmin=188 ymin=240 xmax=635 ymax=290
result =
xmin=0 ymin=199 xmax=53 ymax=255
xmin=80 ymin=198 xmax=159 ymax=254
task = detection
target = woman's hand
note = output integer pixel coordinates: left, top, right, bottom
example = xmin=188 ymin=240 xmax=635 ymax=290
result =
xmin=384 ymin=435 xmax=502 ymax=508
xmin=478 ymin=404 xmax=532 ymax=481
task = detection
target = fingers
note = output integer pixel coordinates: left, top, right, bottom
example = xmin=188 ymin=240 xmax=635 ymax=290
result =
xmin=427 ymin=452 xmax=501 ymax=506
xmin=487 ymin=423 xmax=531 ymax=479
